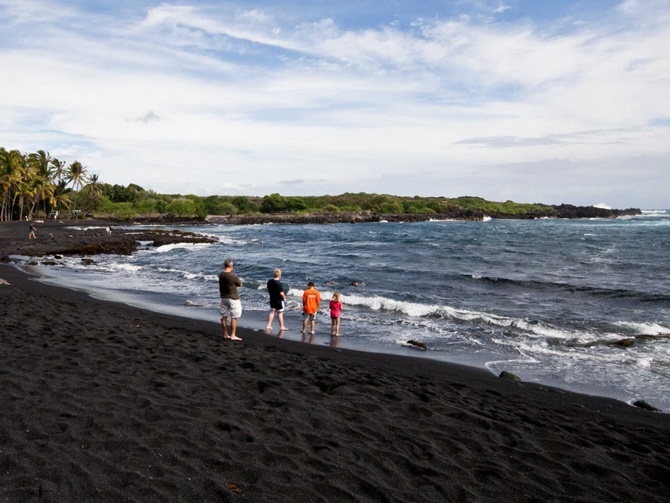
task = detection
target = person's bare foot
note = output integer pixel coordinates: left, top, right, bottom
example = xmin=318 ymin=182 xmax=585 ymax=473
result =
xmin=265 ymin=326 xmax=272 ymax=330
xmin=279 ymin=326 xmax=289 ymax=331
xmin=224 ymin=334 xmax=242 ymax=340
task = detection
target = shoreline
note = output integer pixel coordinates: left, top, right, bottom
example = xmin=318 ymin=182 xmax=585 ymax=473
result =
xmin=2 ymin=218 xmax=666 ymax=412
xmin=2 ymin=221 xmax=670 ymax=500
xmin=25 ymin=256 xmax=657 ymax=413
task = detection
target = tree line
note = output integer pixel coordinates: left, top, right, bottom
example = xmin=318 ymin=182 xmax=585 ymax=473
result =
xmin=1 ymin=147 xmax=638 ymax=221
xmin=0 ymin=147 xmax=93 ymax=221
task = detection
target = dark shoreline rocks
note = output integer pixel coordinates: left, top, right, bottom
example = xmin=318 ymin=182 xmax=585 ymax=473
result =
xmin=206 ymin=205 xmax=641 ymax=225
xmin=0 ymin=220 xmax=217 ymax=260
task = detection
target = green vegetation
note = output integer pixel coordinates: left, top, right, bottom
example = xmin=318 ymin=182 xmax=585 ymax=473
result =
xmin=3 ymin=146 xmax=625 ymax=222
xmin=1 ymin=147 xmax=91 ymax=221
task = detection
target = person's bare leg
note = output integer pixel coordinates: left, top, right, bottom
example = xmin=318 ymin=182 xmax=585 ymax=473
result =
xmin=278 ymin=311 xmax=287 ymax=330
xmin=229 ymin=318 xmax=241 ymax=340
xmin=221 ymin=317 xmax=229 ymax=338
xmin=266 ymin=310 xmax=275 ymax=330
xmin=302 ymin=317 xmax=307 ymax=334
xmin=310 ymin=318 xmax=316 ymax=334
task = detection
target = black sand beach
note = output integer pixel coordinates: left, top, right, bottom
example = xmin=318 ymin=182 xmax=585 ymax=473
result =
xmin=2 ymin=221 xmax=670 ymax=502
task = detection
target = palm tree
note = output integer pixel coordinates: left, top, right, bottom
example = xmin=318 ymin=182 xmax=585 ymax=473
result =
xmin=82 ymin=173 xmax=103 ymax=212
xmin=87 ymin=173 xmax=101 ymax=194
xmin=51 ymin=158 xmax=67 ymax=182
xmin=0 ymin=149 xmax=103 ymax=220
xmin=27 ymin=150 xmax=56 ymax=218
xmin=29 ymin=150 xmax=54 ymax=178
xmin=52 ymin=180 xmax=72 ymax=218
xmin=66 ymin=160 xmax=89 ymax=217
xmin=49 ymin=158 xmax=70 ymax=217
xmin=0 ymin=148 xmax=28 ymax=221
xmin=67 ymin=160 xmax=88 ymax=191
xmin=16 ymin=175 xmax=36 ymax=222
xmin=27 ymin=172 xmax=56 ymax=219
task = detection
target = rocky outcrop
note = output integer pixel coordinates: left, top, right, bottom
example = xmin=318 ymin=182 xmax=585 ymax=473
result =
xmin=207 ymin=205 xmax=641 ymax=225
xmin=550 ymin=205 xmax=642 ymax=219
xmin=0 ymin=222 xmax=217 ymax=260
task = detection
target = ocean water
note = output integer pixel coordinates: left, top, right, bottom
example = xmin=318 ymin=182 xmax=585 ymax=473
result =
xmin=29 ymin=210 xmax=670 ymax=412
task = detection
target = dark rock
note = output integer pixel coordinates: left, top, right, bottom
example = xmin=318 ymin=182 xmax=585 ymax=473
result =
xmin=406 ymin=340 xmax=427 ymax=350
xmin=499 ymin=371 xmax=522 ymax=382
xmin=550 ymin=204 xmax=641 ymax=219
xmin=606 ymin=339 xmax=636 ymax=348
xmin=633 ymin=400 xmax=662 ymax=412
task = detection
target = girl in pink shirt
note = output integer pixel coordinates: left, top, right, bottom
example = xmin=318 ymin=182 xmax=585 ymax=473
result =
xmin=329 ymin=292 xmax=343 ymax=336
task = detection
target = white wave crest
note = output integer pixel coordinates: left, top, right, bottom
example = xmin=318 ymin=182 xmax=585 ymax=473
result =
xmin=349 ymin=294 xmax=441 ymax=317
xmin=70 ymin=226 xmax=108 ymax=231
xmin=307 ymin=291 xmax=574 ymax=340
xmin=156 ymin=267 xmax=206 ymax=280
xmin=615 ymin=321 xmax=670 ymax=336
xmin=154 ymin=242 xmax=213 ymax=253
xmin=112 ymin=263 xmax=142 ymax=272
xmin=636 ymin=358 xmax=652 ymax=368
xmin=218 ymin=237 xmax=252 ymax=245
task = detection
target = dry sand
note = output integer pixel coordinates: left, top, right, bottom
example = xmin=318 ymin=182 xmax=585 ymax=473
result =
xmin=1 ymin=221 xmax=670 ymax=502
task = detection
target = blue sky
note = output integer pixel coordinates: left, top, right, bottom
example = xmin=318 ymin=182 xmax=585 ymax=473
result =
xmin=1 ymin=0 xmax=669 ymax=208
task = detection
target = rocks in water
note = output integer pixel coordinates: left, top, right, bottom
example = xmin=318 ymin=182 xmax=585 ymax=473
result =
xmin=567 ymin=338 xmax=636 ymax=349
xmin=406 ymin=340 xmax=427 ymax=350
xmin=607 ymin=338 xmax=636 ymax=348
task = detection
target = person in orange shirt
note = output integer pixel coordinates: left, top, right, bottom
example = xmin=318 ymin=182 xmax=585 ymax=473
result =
xmin=301 ymin=281 xmax=321 ymax=335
